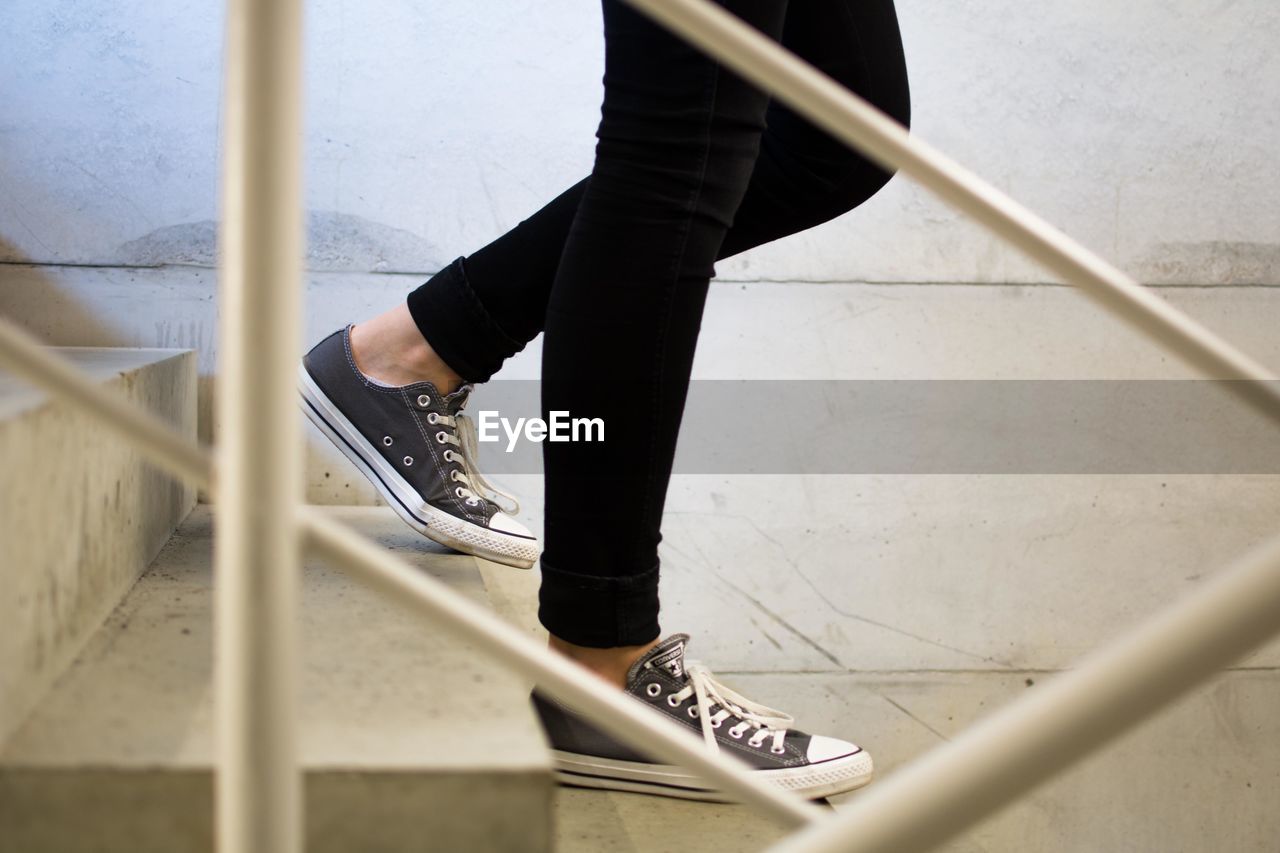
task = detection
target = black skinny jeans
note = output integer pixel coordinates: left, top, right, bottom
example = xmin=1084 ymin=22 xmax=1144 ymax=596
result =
xmin=409 ymin=0 xmax=910 ymax=647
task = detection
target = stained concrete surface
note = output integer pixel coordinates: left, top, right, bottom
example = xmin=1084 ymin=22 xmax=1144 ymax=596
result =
xmin=113 ymin=212 xmax=444 ymax=272
xmin=0 ymin=506 xmax=553 ymax=853
xmin=0 ymin=347 xmax=197 ymax=746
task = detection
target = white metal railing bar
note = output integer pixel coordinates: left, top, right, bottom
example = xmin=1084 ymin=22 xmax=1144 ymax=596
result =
xmin=215 ymin=0 xmax=306 ymax=846
xmin=0 ymin=319 xmax=819 ymax=828
xmin=769 ymin=534 xmax=1280 ymax=853
xmin=625 ymin=0 xmax=1280 ymax=424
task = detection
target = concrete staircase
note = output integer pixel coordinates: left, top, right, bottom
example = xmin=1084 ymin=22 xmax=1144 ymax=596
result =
xmin=5 ymin=280 xmax=1280 ymax=852
xmin=0 ymin=349 xmax=554 ymax=852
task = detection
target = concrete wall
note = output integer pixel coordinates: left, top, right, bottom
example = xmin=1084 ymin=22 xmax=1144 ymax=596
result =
xmin=3 ymin=0 xmax=1279 ymax=455
xmin=3 ymin=0 xmax=1278 ymax=285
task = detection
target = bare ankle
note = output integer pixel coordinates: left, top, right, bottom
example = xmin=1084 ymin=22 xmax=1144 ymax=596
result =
xmin=348 ymin=303 xmax=465 ymax=392
xmin=548 ymin=634 xmax=660 ymax=690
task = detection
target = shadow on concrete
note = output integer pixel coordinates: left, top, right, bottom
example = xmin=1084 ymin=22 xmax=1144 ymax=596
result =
xmin=0 ymin=237 xmax=127 ymax=348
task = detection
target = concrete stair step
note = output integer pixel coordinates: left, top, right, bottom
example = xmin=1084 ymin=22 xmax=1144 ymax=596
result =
xmin=0 ymin=346 xmax=197 ymax=746
xmin=0 ymin=505 xmax=553 ymax=853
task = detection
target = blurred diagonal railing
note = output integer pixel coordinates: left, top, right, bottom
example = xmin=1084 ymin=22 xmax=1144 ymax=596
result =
xmin=1 ymin=0 xmax=1278 ymax=851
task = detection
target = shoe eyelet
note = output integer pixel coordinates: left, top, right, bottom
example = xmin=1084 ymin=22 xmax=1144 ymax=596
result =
xmin=417 ymin=394 xmax=430 ymax=407
xmin=403 ymin=456 xmax=414 ymax=466
xmin=711 ymin=718 xmax=722 ymax=729
xmin=728 ymin=726 xmax=747 ymax=739
xmin=427 ymin=412 xmax=439 ymax=425
xmin=382 ymin=436 xmax=393 ymax=446
xmin=454 ymin=487 xmax=466 ymax=499
xmin=666 ymin=695 xmax=681 ymax=707
xmin=435 ymin=431 xmax=448 ymax=444
xmin=687 ymin=707 xmax=697 ymax=718
xmin=442 ymin=449 xmax=455 ymax=463
xmin=645 ymin=683 xmax=661 ymax=698
xmin=748 ymin=738 xmax=765 ymax=749
xmin=466 ymin=498 xmax=480 ymax=507
xmin=771 ymin=745 xmax=786 ymax=755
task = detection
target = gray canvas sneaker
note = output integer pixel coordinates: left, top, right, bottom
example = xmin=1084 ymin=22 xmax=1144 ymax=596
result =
xmin=533 ymin=634 xmax=873 ymax=800
xmin=298 ymin=326 xmax=540 ymax=569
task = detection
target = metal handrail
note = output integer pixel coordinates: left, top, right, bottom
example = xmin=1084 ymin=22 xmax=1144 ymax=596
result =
xmin=215 ymin=0 xmax=306 ymax=850
xmin=0 ymin=0 xmax=1276 ymax=850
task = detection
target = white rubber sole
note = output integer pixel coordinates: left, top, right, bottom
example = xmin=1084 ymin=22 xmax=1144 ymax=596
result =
xmin=550 ymin=748 xmax=874 ymax=802
xmin=298 ymin=365 xmax=540 ymax=569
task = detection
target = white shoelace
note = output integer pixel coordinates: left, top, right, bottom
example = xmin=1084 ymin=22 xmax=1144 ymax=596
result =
xmin=429 ymin=411 xmax=520 ymax=514
xmin=670 ymin=662 xmax=793 ymax=754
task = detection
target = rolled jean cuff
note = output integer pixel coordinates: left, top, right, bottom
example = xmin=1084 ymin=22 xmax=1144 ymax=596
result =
xmin=538 ymin=559 xmax=661 ymax=648
xmin=404 ymin=255 xmax=522 ymax=383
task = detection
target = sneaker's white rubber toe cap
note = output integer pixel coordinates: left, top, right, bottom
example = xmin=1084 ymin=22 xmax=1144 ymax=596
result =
xmin=489 ymin=511 xmax=535 ymax=538
xmin=807 ymin=734 xmax=861 ymax=763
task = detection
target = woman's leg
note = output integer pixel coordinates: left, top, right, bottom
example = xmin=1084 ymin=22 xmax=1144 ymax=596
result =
xmin=530 ymin=9 xmax=889 ymax=785
xmin=321 ymin=0 xmax=904 ymax=798
xmin=531 ymin=4 xmax=896 ymax=799
xmin=393 ymin=0 xmax=909 ymax=385
xmin=535 ymin=0 xmax=789 ymax=655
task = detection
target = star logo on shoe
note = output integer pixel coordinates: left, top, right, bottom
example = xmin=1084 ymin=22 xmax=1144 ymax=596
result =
xmin=646 ymin=639 xmax=686 ymax=679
